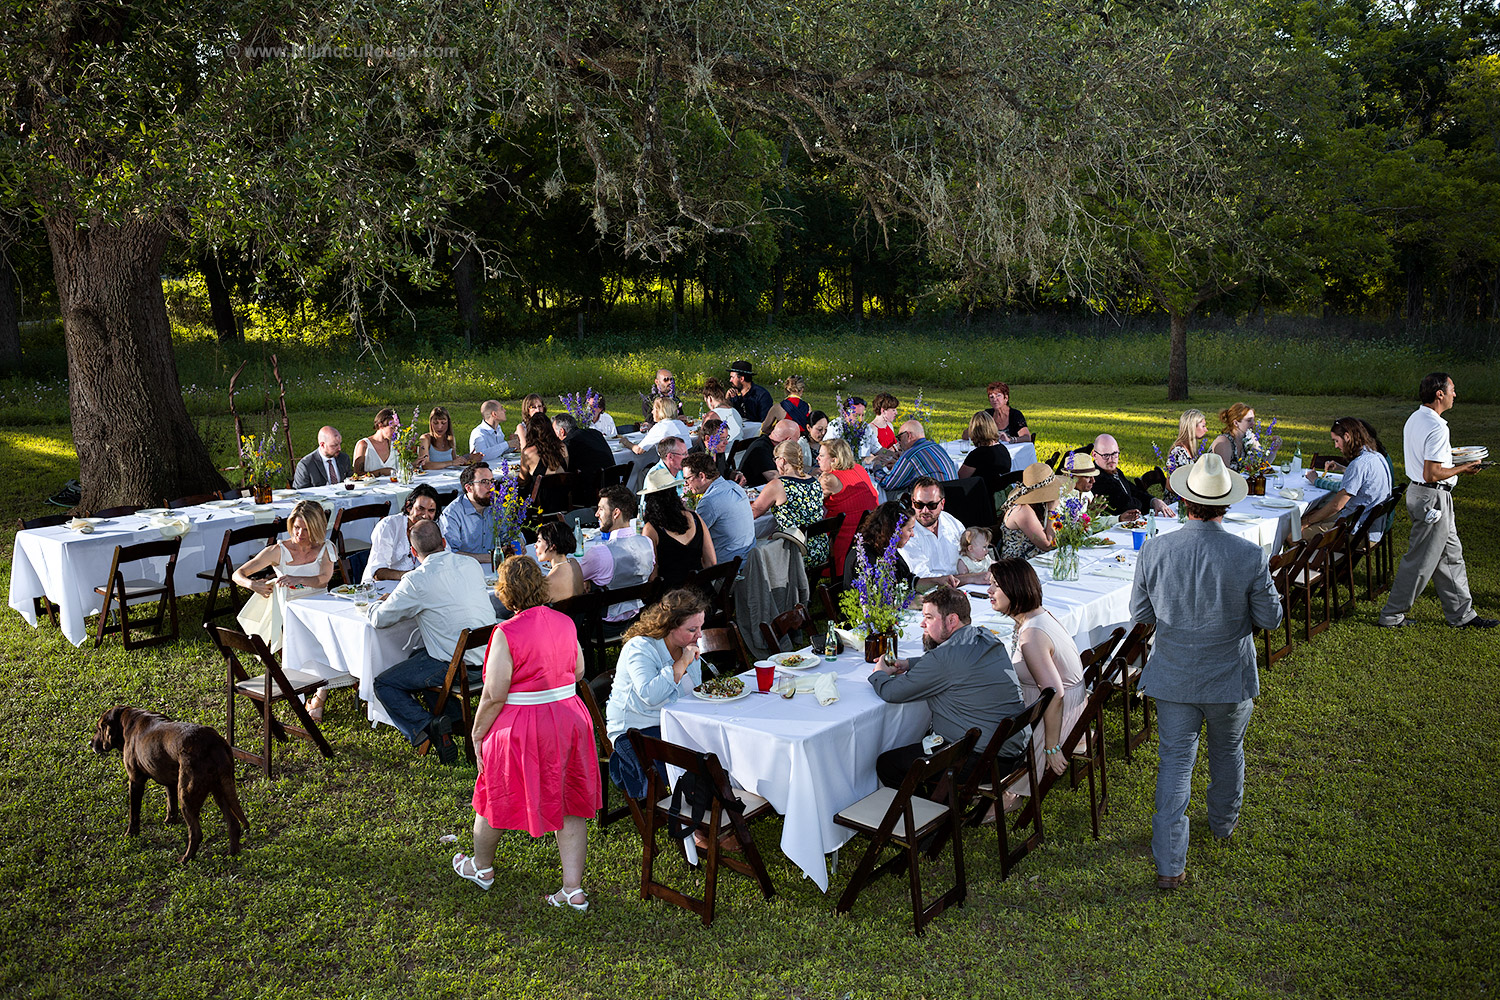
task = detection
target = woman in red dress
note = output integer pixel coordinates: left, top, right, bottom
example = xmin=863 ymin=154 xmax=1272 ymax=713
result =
xmin=817 ymin=437 xmax=879 ymax=578
xmin=451 ymin=557 xmax=601 ymax=911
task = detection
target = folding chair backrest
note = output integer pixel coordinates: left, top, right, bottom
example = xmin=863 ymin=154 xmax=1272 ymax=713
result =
xmin=683 ymin=556 xmax=741 ymax=625
xmin=800 ymin=512 xmax=846 ymax=582
xmin=698 ymin=626 xmax=752 ymax=677
xmin=937 ymin=477 xmax=994 ymax=528
xmin=881 ymin=728 xmax=981 ymax=839
xmin=95 ymin=505 xmax=142 ymax=518
xmin=599 ymin=462 xmax=634 ymax=490
xmin=760 ymin=602 xmax=812 ymax=654
xmin=530 ymin=471 xmax=574 ymax=516
xmin=19 ymin=513 xmax=69 ymax=530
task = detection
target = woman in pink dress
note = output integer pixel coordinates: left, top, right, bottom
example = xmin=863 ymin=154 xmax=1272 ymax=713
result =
xmin=451 ymin=556 xmax=601 ymax=910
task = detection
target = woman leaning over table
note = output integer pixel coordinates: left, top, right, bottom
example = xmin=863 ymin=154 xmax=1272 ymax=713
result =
xmin=996 ymin=462 xmax=1061 ymax=560
xmin=453 ymin=556 xmax=600 ymax=910
xmin=818 ymin=438 xmax=879 ymax=576
xmin=1209 ymin=402 xmax=1256 ymax=469
xmin=750 ymin=440 xmax=828 ymax=566
xmin=233 ymin=500 xmax=337 ymax=708
xmin=987 ymin=557 xmax=1082 ymax=814
xmin=419 ymin=406 xmax=479 ymax=470
xmin=533 ymin=520 xmax=586 ymax=603
xmin=603 ymin=588 xmax=709 ymax=800
xmin=352 ymin=408 xmax=397 ymax=476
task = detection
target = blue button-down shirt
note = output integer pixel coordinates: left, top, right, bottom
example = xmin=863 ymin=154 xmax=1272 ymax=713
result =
xmin=468 ymin=421 xmax=510 ymax=466
xmin=694 ymin=476 xmax=756 ymax=563
xmin=878 ymin=437 xmax=958 ymax=491
xmin=439 ymin=495 xmax=496 ymax=558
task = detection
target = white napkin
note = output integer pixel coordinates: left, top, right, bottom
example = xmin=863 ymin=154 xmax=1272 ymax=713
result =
xmin=66 ymin=518 xmax=94 ymax=533
xmin=1278 ymin=487 xmax=1304 ymax=500
xmin=776 ymin=671 xmax=839 ymax=705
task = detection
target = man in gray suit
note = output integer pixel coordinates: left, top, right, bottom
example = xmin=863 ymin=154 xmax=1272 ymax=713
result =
xmin=1130 ymin=453 xmax=1282 ymax=890
xmin=291 ymin=426 xmax=352 ymax=488
xmin=869 ymin=585 xmax=1028 ymax=789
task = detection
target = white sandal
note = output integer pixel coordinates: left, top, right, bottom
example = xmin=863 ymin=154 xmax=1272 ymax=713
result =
xmin=452 ymin=852 xmax=493 ymax=890
xmin=543 ymin=886 xmax=588 ymax=911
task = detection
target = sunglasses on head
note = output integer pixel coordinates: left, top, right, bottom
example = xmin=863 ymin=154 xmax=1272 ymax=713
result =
xmin=911 ymin=499 xmax=941 ymax=510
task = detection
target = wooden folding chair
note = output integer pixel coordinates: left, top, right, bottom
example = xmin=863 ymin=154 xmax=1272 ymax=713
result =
xmin=682 ymin=557 xmax=742 ymax=628
xmin=529 ymin=471 xmax=575 ymax=517
xmin=833 ymin=728 xmax=980 ymax=935
xmin=1015 ymin=660 xmax=1121 ymax=841
xmin=1323 ymin=507 xmax=1366 ymax=617
xmin=628 ymin=729 xmax=776 ymax=926
xmin=575 ymin=672 xmax=644 ymax=834
xmin=1373 ymin=484 xmax=1406 ymax=592
xmin=814 ymin=582 xmax=848 ymax=627
xmin=759 ymin=602 xmax=812 ymax=654
xmin=1289 ymin=528 xmax=1340 ymax=640
xmin=554 ymin=580 xmax=658 ymax=678
xmin=698 ymin=626 xmax=753 ymax=678
xmin=726 ymin=437 xmax=754 ymax=473
xmin=330 ymin=501 xmax=391 ymax=586
xmin=1110 ymin=623 xmax=1155 ymax=760
xmin=168 ymin=492 xmax=219 ymax=509
xmin=800 ymin=512 xmax=846 ymax=584
xmin=196 ymin=520 xmax=285 ymax=625
xmin=434 ymin=489 xmax=459 ymax=512
xmin=204 ymin=624 xmax=334 ymax=778
xmin=1261 ymin=545 xmax=1298 ymax=666
xmin=92 ymin=537 xmax=181 ymax=649
xmin=423 ymin=624 xmax=495 ymax=765
xmin=17 ymin=514 xmax=68 ymax=626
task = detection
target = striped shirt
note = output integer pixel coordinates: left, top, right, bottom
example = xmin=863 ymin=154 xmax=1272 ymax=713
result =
xmin=878 ymin=437 xmax=958 ymax=491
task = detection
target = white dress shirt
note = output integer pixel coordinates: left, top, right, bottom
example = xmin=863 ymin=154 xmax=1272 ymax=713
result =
xmin=468 ymin=420 xmax=511 ymax=466
xmin=899 ymin=510 xmax=965 ymax=578
xmin=638 ymin=418 xmax=693 ymax=451
xmin=591 ymin=411 xmax=619 ymax=438
xmin=1402 ymin=404 xmax=1451 ymax=483
xmin=711 ymin=406 xmax=747 ymax=442
xmin=362 ymin=513 xmax=418 ymax=584
xmin=367 ymin=550 xmax=496 ymax=664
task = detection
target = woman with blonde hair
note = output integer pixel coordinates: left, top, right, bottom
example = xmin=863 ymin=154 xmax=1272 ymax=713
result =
xmin=1209 ymin=402 xmax=1256 ymax=468
xmin=233 ymin=499 xmax=336 ymax=690
xmin=958 ymin=410 xmax=1013 ymax=495
xmin=352 ymin=408 xmax=398 ymax=476
xmin=818 ymin=437 xmax=879 ymax=573
xmin=632 ymin=395 xmax=693 ymax=454
xmin=453 ymin=555 xmax=599 ymax=911
xmin=750 ymin=439 xmax=828 ymax=565
xmin=603 ymin=589 xmax=710 ymax=799
xmin=1168 ymin=409 xmax=1208 ymax=469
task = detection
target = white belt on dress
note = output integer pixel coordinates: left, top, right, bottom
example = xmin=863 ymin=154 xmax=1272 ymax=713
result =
xmin=506 ymin=684 xmax=576 ymax=706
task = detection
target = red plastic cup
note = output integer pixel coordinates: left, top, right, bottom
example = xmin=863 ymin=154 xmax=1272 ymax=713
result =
xmin=755 ymin=664 xmax=775 ymax=693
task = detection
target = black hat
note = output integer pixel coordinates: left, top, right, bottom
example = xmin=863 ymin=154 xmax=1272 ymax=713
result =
xmin=728 ymin=360 xmax=754 ymax=376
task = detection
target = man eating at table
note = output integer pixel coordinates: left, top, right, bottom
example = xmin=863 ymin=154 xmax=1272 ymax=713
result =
xmin=877 ymin=421 xmax=958 ymax=493
xmin=369 ymin=520 xmax=497 ymax=765
xmin=440 ymin=463 xmax=497 ymax=567
xmin=868 ymin=586 xmax=1028 ymax=790
xmin=468 ymin=400 xmax=510 ymax=466
xmin=1091 ymin=433 xmax=1171 ymax=520
xmin=364 ymin=484 xmax=441 ymax=583
xmin=292 ymin=426 xmax=352 ymax=488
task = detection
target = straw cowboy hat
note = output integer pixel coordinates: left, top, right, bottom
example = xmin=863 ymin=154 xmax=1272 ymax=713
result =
xmin=1063 ymin=451 xmax=1099 ymax=477
xmin=1005 ymin=461 xmax=1062 ymax=508
xmin=1169 ymin=453 xmax=1248 ymax=506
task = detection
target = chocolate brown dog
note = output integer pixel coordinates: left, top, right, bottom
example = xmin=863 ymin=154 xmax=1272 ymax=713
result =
xmin=92 ymin=706 xmax=249 ymax=863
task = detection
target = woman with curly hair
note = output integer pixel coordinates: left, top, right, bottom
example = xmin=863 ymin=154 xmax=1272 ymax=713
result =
xmin=453 ymin=556 xmax=600 ymax=910
xmin=603 ymin=589 xmax=709 ymax=799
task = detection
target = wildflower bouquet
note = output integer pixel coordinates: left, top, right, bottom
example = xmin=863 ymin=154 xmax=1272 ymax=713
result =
xmin=1238 ymin=416 xmax=1281 ymax=478
xmin=828 ymin=392 xmax=870 ymax=453
xmin=391 ymin=407 xmax=423 ymax=472
xmin=838 ymin=517 xmax=914 ymax=636
xmin=559 ymin=388 xmax=604 ymax=428
xmin=490 ymin=459 xmax=533 ymax=556
xmin=238 ymin=428 xmax=282 ymax=488
xmin=902 ymin=388 xmax=934 ymax=428
xmin=1050 ymin=494 xmax=1108 ymax=548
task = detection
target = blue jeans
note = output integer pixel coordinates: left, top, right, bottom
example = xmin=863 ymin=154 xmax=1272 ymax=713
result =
xmin=373 ymin=648 xmax=480 ymax=745
xmin=1151 ymin=698 xmax=1254 ymax=877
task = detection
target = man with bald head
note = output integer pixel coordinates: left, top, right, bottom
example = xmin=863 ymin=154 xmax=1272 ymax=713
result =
xmin=468 ymin=400 xmax=510 ymax=465
xmin=737 ymin=417 xmax=800 ymax=485
xmin=292 ymin=426 xmax=352 ymax=488
xmin=878 ymin=420 xmax=958 ymax=492
xmin=1091 ymin=433 xmax=1171 ymax=519
xmin=641 ymin=368 xmax=682 ymax=427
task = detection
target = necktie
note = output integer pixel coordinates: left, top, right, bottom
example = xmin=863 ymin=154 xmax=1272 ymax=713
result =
xmin=327 ymin=458 xmax=337 ymax=484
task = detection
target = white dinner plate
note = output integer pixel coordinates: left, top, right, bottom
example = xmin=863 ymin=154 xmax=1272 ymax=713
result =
xmin=272 ymin=490 xmax=303 ymax=500
xmin=692 ymin=686 xmax=752 ymax=704
xmin=136 ymin=507 xmax=171 ymax=517
xmin=768 ymin=651 xmax=819 ymax=670
xmin=205 ymin=498 xmax=243 ymax=508
xmin=1254 ymin=497 xmax=1299 ymax=510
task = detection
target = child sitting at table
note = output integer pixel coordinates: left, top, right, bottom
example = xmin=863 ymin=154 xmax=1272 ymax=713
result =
xmin=957 ymin=526 xmax=994 ymax=575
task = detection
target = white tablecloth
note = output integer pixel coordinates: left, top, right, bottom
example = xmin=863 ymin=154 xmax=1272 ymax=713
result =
xmin=661 ymin=655 xmax=930 ymax=891
xmin=8 ymin=475 xmax=459 ymax=646
xmin=940 ymin=439 xmax=1037 ymax=472
xmin=281 ymin=585 xmax=423 ymax=728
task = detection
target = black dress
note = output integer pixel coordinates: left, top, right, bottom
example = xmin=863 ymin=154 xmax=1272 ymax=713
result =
xmin=655 ymin=512 xmax=706 ymax=589
xmin=959 ymin=443 xmax=1013 ymax=495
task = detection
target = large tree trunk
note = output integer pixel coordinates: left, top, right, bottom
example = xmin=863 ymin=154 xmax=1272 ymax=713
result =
xmin=46 ymin=216 xmax=225 ymax=511
xmin=452 ymin=246 xmax=479 ymax=348
xmin=1167 ymin=306 xmax=1190 ymax=401
xmin=0 ymin=253 xmax=20 ymax=369
xmin=198 ymin=249 xmax=240 ymax=343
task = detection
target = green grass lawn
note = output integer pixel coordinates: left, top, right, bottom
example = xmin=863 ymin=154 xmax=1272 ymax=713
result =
xmin=1 ymin=381 xmax=1497 ymax=998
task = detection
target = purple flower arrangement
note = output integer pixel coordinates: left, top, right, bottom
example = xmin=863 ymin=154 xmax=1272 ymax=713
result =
xmin=831 ymin=392 xmax=870 ymax=452
xmin=489 ymin=459 xmax=533 ymax=552
xmin=559 ymin=388 xmax=603 ymax=427
xmin=838 ymin=516 xmax=914 ymax=635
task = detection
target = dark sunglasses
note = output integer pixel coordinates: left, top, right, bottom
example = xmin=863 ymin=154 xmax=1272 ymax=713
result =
xmin=910 ymin=499 xmax=941 ymax=510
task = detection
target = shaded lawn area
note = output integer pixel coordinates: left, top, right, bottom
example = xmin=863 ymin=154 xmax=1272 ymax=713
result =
xmin=0 ymin=384 xmax=1496 ymax=998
